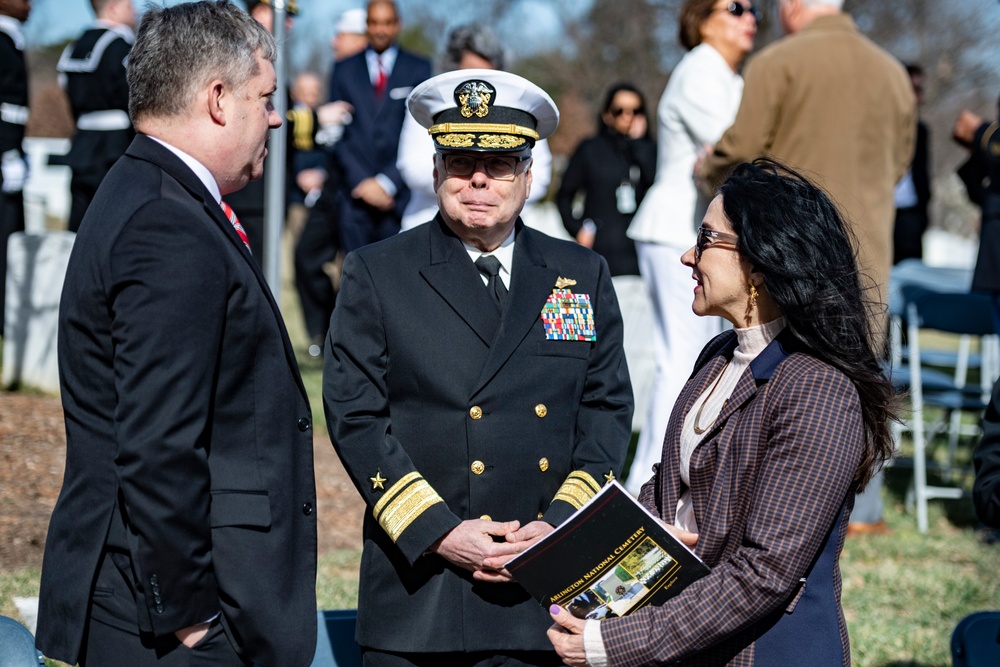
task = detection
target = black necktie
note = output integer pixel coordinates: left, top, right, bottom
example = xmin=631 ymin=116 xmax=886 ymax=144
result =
xmin=475 ymin=255 xmax=507 ymax=310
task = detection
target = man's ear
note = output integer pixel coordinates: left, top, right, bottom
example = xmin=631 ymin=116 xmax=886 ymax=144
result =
xmin=207 ymin=80 xmax=227 ymax=126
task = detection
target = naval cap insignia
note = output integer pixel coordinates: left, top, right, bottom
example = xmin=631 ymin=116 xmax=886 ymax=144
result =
xmin=456 ymin=80 xmax=494 ymax=119
xmin=555 ymin=277 xmax=577 ymax=289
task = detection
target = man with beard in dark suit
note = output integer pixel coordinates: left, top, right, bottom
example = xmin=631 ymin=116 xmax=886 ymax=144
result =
xmin=36 ymin=3 xmax=317 ymax=665
xmin=324 ymin=69 xmax=633 ymax=666
xmin=328 ymin=0 xmax=430 ymax=251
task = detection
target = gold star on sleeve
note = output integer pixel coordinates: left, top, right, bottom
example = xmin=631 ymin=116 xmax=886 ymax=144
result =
xmin=370 ymin=470 xmax=387 ymax=491
xmin=604 ymin=470 xmax=615 ymax=484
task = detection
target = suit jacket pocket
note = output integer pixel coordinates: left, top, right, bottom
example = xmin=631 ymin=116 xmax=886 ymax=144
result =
xmin=210 ymin=490 xmax=271 ymax=529
xmin=535 ymin=340 xmax=591 ymax=359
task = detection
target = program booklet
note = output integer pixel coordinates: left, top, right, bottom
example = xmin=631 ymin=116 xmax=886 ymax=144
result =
xmin=506 ymin=480 xmax=710 ymax=620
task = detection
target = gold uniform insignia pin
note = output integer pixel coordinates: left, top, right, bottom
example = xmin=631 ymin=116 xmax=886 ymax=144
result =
xmin=457 ymin=81 xmax=493 ymax=119
xmin=604 ymin=470 xmax=615 ymax=484
xmin=370 ymin=470 xmax=387 ymax=491
xmin=554 ymin=276 xmax=577 ymax=290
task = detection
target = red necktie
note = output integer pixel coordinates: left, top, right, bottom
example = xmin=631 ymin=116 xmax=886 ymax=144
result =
xmin=375 ymin=56 xmax=388 ymax=100
xmin=221 ymin=200 xmax=251 ymax=252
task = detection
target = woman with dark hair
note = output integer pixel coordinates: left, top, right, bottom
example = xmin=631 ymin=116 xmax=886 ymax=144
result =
xmin=557 ymin=82 xmax=656 ymax=276
xmin=625 ymin=0 xmax=758 ymax=495
xmin=547 ymin=159 xmax=895 ymax=666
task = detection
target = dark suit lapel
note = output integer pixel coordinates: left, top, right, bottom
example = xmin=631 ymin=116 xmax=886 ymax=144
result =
xmin=419 ymin=217 xmax=500 ymax=347
xmin=203 ymin=199 xmax=310 ymax=402
xmin=355 ymin=56 xmax=379 ymax=114
xmin=379 ymin=53 xmax=414 ymax=112
xmin=126 ymin=135 xmax=309 ymax=404
xmin=472 ymin=225 xmax=559 ymax=396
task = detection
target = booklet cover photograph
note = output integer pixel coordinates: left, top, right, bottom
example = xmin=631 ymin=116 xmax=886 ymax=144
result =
xmin=506 ymin=481 xmax=710 ymax=620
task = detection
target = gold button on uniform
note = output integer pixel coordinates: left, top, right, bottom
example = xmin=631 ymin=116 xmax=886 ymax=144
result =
xmin=480 ymin=514 xmax=492 ymax=521
xmin=471 ymin=460 xmax=485 ymax=475
xmin=538 ymin=457 xmax=549 ymax=472
xmin=534 ymin=404 xmax=547 ymax=418
xmin=469 ymin=406 xmax=483 ymax=420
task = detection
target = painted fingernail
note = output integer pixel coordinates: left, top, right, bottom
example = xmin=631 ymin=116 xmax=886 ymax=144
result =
xmin=549 ymin=604 xmax=561 ymax=615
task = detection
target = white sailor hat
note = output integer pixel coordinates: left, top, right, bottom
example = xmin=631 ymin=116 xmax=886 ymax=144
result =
xmin=407 ymin=69 xmax=559 ymax=153
xmin=335 ymin=8 xmax=366 ymax=36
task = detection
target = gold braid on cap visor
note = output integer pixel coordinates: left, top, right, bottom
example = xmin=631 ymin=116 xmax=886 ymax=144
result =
xmin=428 ymin=122 xmax=540 ymax=140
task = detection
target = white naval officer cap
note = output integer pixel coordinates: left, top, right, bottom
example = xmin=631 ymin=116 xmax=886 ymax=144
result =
xmin=406 ymin=69 xmax=559 ymax=153
xmin=335 ymin=8 xmax=367 ymax=36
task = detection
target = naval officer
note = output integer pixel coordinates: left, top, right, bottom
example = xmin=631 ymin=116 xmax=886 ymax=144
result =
xmin=323 ymin=69 xmax=633 ymax=666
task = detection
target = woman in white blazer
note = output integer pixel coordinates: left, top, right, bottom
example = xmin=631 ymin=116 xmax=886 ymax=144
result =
xmin=625 ymin=0 xmax=757 ymax=494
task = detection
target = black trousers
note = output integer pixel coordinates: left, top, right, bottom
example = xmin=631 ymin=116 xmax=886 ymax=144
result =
xmin=362 ymin=648 xmax=563 ymax=667
xmin=68 ymin=166 xmax=108 ymax=233
xmin=295 ymin=188 xmax=340 ymax=341
xmin=79 ymin=551 xmax=248 ymax=667
xmin=0 ymin=189 xmax=25 ymax=337
xmin=893 ymin=206 xmax=927 ymax=265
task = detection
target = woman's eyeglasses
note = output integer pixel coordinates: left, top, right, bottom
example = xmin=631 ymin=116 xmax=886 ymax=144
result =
xmin=695 ymin=226 xmax=740 ymax=260
xmin=718 ymin=2 xmax=760 ymax=22
xmin=610 ymin=106 xmax=643 ymax=118
xmin=440 ymin=154 xmax=531 ymax=181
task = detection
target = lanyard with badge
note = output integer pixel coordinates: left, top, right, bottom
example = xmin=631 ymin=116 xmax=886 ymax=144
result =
xmin=616 ymin=164 xmax=640 ymax=215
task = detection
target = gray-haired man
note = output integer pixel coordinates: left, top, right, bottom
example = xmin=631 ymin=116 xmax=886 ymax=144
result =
xmin=36 ymin=2 xmax=317 ymax=665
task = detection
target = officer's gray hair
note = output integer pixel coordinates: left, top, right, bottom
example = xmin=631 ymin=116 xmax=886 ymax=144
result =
xmin=439 ymin=24 xmax=508 ymax=73
xmin=127 ymin=0 xmax=276 ymax=123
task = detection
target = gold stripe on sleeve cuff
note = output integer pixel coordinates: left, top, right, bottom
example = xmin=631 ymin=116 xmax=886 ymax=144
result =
xmin=551 ymin=471 xmax=602 ymax=510
xmin=373 ymin=472 xmax=445 ymax=543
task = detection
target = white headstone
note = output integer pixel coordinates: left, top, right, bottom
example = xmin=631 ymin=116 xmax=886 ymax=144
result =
xmin=3 ymin=231 xmax=75 ymax=393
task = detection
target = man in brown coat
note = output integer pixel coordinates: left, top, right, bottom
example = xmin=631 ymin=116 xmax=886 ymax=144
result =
xmin=699 ymin=0 xmax=914 ymax=310
xmin=698 ymin=0 xmax=914 ymax=534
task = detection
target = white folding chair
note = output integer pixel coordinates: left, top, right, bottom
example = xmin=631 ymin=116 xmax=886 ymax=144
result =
xmin=904 ymin=287 xmax=997 ymax=533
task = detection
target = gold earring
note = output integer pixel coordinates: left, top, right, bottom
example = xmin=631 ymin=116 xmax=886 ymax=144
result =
xmin=748 ymin=280 xmax=759 ymax=309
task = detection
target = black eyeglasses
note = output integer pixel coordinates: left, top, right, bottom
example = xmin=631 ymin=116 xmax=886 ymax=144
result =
xmin=717 ymin=1 xmax=760 ymax=22
xmin=440 ymin=154 xmax=531 ymax=181
xmin=695 ymin=225 xmax=739 ymax=260
xmin=610 ymin=106 xmax=643 ymax=118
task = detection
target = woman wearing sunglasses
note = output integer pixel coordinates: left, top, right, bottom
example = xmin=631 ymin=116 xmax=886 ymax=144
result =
xmin=624 ymin=0 xmax=758 ymax=496
xmin=557 ymin=82 xmax=656 ymax=277
xmin=548 ymin=160 xmax=895 ymax=666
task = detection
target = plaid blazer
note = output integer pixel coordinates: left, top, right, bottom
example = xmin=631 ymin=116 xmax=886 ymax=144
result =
xmin=601 ymin=330 xmax=862 ymax=666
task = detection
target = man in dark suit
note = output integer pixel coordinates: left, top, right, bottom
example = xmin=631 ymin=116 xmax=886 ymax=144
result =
xmin=56 ymin=0 xmax=136 ymax=232
xmin=36 ymin=3 xmax=317 ymax=665
xmin=324 ymin=69 xmax=633 ymax=666
xmin=0 ymin=0 xmax=30 ymax=338
xmin=328 ymin=0 xmax=431 ymax=252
